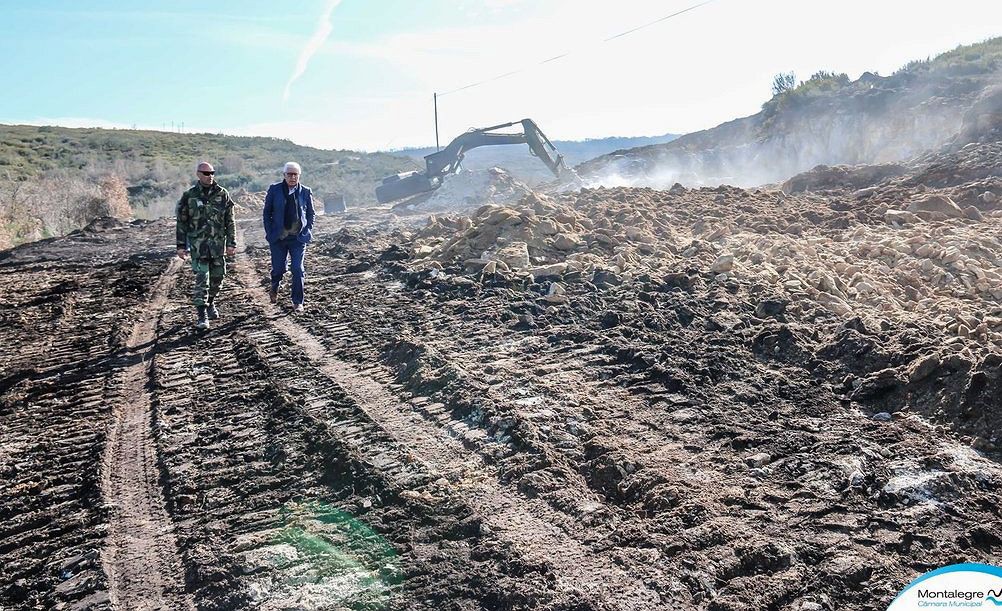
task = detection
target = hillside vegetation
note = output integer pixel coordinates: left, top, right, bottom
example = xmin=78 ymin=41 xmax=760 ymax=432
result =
xmin=579 ymin=36 xmax=1002 ymax=187
xmin=0 ymin=125 xmax=416 ymax=247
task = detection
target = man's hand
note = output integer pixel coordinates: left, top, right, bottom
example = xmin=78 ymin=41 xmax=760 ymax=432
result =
xmin=225 ymin=246 xmax=236 ymax=257
xmin=176 ymin=247 xmax=189 ymax=259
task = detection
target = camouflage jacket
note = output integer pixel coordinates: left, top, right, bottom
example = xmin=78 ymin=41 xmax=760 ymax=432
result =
xmin=175 ymin=183 xmax=236 ymax=258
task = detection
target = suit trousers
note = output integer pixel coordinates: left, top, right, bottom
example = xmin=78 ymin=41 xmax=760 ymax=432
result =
xmin=269 ymin=237 xmax=306 ymax=305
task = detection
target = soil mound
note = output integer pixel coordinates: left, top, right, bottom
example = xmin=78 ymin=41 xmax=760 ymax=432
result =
xmin=232 ymin=190 xmax=265 ymax=217
xmin=397 ymin=167 xmax=536 ymax=214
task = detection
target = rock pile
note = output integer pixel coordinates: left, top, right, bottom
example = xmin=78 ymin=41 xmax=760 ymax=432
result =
xmin=231 ymin=190 xmax=265 ymax=217
xmin=399 ymin=167 xmax=536 ymax=214
xmin=404 ymin=140 xmax=1002 ymax=348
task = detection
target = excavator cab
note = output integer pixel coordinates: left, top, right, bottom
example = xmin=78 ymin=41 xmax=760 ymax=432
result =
xmin=376 ymin=118 xmax=566 ymax=204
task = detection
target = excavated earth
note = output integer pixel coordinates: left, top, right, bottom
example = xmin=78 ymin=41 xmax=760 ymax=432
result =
xmin=1 ymin=142 xmax=1001 ymax=611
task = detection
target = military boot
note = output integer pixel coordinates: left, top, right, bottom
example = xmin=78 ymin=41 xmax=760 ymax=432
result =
xmin=196 ymin=306 xmax=210 ymax=330
xmin=206 ymin=301 xmax=220 ymax=320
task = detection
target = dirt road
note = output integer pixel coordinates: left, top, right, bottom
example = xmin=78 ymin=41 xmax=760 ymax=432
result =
xmin=1 ymin=210 xmax=999 ymax=610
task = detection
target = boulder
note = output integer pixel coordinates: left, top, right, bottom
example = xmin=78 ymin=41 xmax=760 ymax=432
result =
xmin=906 ymin=194 xmax=963 ymax=218
xmin=884 ymin=209 xmax=921 ymax=225
xmin=964 ymin=205 xmax=984 ymax=221
xmin=537 ymin=219 xmax=562 ymax=235
xmin=710 ymin=254 xmax=734 ymax=273
xmin=543 ymin=282 xmax=567 ymax=304
xmin=495 ymin=242 xmax=530 ymax=270
xmin=529 ymin=263 xmax=567 ymax=280
xmin=553 ymin=233 xmax=581 ymax=251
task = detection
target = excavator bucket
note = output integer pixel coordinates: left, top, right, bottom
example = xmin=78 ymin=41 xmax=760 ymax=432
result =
xmin=375 ymin=171 xmax=439 ymax=204
xmin=521 ymin=119 xmax=566 ymax=178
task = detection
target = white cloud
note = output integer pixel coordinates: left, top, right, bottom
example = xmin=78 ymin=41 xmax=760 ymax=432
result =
xmin=283 ymin=0 xmax=342 ymax=102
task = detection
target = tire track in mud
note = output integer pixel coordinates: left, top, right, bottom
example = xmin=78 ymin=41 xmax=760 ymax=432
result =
xmin=436 ymin=307 xmax=1000 ymax=607
xmin=235 ymin=232 xmax=665 ymax=609
xmin=388 ymin=273 xmax=1002 ymax=608
xmin=252 ymin=226 xmax=1002 ymax=609
xmin=100 ymin=256 xmax=192 ymax=611
xmin=151 ymin=307 xmax=333 ymax=610
xmin=267 ymin=261 xmax=697 ymax=601
xmin=154 ymin=250 xmax=571 ymax=609
xmin=1 ymin=257 xmax=174 ymax=609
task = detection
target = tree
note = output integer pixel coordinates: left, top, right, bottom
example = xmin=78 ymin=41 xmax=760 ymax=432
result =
xmin=808 ymin=70 xmax=850 ymax=87
xmin=771 ymin=72 xmax=796 ymax=96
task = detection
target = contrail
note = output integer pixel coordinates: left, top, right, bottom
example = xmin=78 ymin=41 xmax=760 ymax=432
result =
xmin=283 ymin=0 xmax=341 ymax=102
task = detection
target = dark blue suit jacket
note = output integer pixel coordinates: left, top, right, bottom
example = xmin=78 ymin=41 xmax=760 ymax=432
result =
xmin=263 ymin=181 xmax=315 ymax=244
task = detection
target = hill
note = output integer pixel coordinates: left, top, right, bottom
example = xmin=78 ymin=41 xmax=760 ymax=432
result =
xmin=390 ymin=132 xmax=679 ymax=185
xmin=0 ymin=125 xmax=416 ymax=246
xmin=578 ymin=37 xmax=1002 ymax=187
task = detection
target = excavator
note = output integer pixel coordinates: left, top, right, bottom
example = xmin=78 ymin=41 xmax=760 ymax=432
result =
xmin=376 ymin=118 xmax=568 ymax=204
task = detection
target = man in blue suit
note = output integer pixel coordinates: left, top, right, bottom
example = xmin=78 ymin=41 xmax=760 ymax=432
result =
xmin=263 ymin=162 xmax=315 ymax=312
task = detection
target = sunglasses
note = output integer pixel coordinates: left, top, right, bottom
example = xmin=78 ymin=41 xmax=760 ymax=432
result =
xmin=199 ymin=170 xmax=215 ymax=175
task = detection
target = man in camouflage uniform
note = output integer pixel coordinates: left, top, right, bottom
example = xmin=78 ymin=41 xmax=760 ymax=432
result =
xmin=176 ymin=161 xmax=236 ymax=329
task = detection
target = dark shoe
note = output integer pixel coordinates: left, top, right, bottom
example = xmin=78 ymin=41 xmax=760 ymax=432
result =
xmin=293 ymin=303 xmax=304 ymax=313
xmin=269 ymin=289 xmax=278 ymax=304
xmin=196 ymin=306 xmax=210 ymax=330
xmin=206 ymin=303 xmax=219 ymax=320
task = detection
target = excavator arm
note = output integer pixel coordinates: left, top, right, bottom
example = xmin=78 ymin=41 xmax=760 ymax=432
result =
xmin=376 ymin=118 xmax=566 ymax=204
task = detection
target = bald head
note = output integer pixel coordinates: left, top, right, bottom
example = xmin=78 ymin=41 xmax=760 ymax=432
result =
xmin=196 ymin=161 xmax=215 ymax=186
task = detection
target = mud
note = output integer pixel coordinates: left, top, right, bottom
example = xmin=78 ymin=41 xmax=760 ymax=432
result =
xmin=1 ymin=141 xmax=1001 ymax=610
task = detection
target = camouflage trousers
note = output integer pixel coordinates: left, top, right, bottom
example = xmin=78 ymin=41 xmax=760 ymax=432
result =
xmin=190 ymin=256 xmax=226 ymax=307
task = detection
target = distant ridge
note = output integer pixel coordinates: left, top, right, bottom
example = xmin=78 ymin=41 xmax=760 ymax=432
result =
xmin=0 ymin=123 xmax=416 ymax=211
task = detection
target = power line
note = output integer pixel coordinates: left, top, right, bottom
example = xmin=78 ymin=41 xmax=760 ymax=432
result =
xmin=438 ymin=0 xmax=715 ymax=97
xmin=604 ymin=1 xmax=712 ymax=41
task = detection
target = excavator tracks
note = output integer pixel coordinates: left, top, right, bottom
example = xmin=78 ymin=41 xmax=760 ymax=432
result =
xmin=2 ymin=217 xmax=1000 ymax=611
xmin=0 ymin=233 xmax=178 ymax=609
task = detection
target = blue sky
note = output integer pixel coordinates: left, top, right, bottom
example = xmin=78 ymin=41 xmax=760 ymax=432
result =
xmin=2 ymin=1 xmax=1001 ymax=150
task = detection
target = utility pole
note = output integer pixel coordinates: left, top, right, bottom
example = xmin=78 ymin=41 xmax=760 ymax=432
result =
xmin=434 ymin=92 xmax=440 ymax=152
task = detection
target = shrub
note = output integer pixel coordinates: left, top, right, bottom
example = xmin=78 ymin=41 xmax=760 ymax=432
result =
xmin=98 ymin=174 xmax=132 ymax=219
xmin=771 ymin=72 xmax=796 ymax=96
